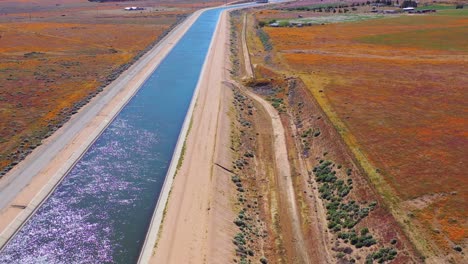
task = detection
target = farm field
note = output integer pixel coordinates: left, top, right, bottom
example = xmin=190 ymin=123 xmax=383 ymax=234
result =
xmin=0 ymin=0 xmax=222 ymax=177
xmin=253 ymin=4 xmax=467 ymax=262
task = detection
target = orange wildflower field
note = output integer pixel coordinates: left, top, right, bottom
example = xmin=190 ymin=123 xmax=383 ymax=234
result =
xmin=259 ymin=9 xmax=467 ymax=260
xmin=0 ymin=0 xmax=221 ymax=176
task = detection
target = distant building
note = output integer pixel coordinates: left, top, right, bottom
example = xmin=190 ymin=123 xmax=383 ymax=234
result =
xmin=402 ymin=7 xmax=415 ymax=11
xmin=289 ymin=21 xmax=306 ymax=27
xmin=124 ymin=7 xmax=145 ymax=11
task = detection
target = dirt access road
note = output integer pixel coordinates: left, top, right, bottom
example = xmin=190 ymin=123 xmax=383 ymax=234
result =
xmin=237 ymin=8 xmax=332 ymax=263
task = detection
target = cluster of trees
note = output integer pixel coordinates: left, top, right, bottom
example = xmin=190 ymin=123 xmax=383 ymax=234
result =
xmin=400 ymin=0 xmax=418 ymax=8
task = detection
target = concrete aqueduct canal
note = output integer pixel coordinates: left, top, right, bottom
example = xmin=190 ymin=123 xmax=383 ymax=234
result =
xmin=0 ymin=2 xmax=259 ymax=263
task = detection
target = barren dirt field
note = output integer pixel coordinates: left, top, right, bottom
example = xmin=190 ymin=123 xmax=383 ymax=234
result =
xmin=247 ymin=3 xmax=467 ymax=263
xmin=0 ymin=0 xmax=222 ymax=177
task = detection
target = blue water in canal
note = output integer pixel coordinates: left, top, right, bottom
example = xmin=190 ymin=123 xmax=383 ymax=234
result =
xmin=0 ymin=4 xmax=253 ymax=263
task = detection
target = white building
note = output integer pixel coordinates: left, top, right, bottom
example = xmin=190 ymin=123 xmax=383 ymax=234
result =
xmin=124 ymin=7 xmax=145 ymax=11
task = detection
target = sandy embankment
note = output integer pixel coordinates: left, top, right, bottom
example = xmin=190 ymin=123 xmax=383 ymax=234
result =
xmin=0 ymin=10 xmax=204 ymax=248
xmin=150 ymin=9 xmax=237 ymax=264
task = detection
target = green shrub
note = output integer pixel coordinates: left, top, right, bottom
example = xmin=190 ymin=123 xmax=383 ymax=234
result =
xmin=367 ymin=247 xmax=397 ymax=263
xmin=257 ymin=28 xmax=272 ymax=51
xmin=361 ymin=228 xmax=369 ymax=235
xmin=314 ymin=130 xmax=321 ymax=137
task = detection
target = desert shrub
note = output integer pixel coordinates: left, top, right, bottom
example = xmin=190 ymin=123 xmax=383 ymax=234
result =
xmin=339 ymin=229 xmax=376 ymax=248
xmin=268 ymin=97 xmax=284 ymax=110
xmin=244 ymin=152 xmax=254 ymax=158
xmin=257 ymin=28 xmax=273 ymax=51
xmin=234 ymin=219 xmax=246 ymax=227
xmin=302 ymin=128 xmax=313 ymax=138
xmin=233 ymin=233 xmax=246 ymax=246
xmin=314 ymin=129 xmax=321 ymax=137
xmin=232 ymin=175 xmax=241 ymax=183
xmin=366 ymin=247 xmax=397 ymax=263
xmin=361 ymin=227 xmax=369 ymax=235
xmin=314 ymin=161 xmax=377 ymax=238
xmin=453 ymin=245 xmax=462 ymax=252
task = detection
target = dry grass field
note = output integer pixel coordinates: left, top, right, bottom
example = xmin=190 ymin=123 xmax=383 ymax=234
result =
xmin=0 ymin=0 xmax=222 ymax=177
xmin=251 ymin=4 xmax=467 ymax=262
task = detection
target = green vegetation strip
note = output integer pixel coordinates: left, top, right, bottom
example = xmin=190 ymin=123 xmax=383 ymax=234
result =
xmin=256 ymin=27 xmax=272 ymax=51
xmin=312 ymin=160 xmax=398 ymax=263
xmin=288 ymin=14 xmax=385 ymax=25
xmin=416 ymin=4 xmax=460 ymax=10
xmin=231 ymin=89 xmax=268 ymax=264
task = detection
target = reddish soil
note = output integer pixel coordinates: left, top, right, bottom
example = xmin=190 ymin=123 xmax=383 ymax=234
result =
xmin=246 ymin=65 xmax=421 ymax=263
